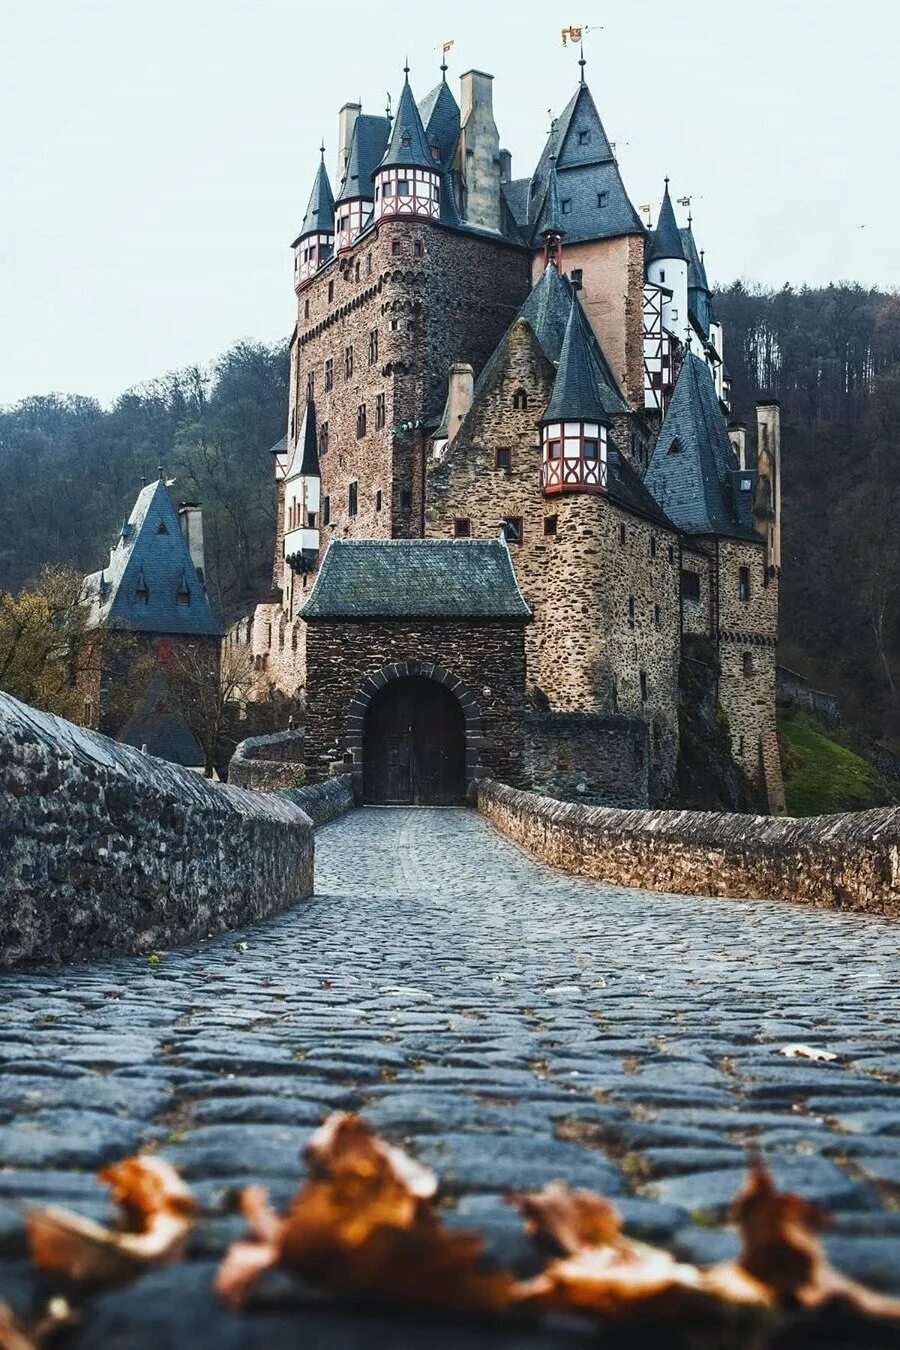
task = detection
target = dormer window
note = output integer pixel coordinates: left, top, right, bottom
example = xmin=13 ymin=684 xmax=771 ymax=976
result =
xmin=156 ymin=522 xmax=168 ymax=535
xmin=562 ymin=198 xmax=573 ymax=214
xmin=597 ymin=191 xmax=608 ymax=208
xmin=578 ymin=129 xmax=590 ymax=145
xmin=513 ymin=387 xmax=528 ymax=410
xmin=401 ymin=130 xmax=411 ymax=148
xmin=177 ymin=584 xmax=190 ymax=604
xmin=668 ymin=438 xmax=683 ymax=455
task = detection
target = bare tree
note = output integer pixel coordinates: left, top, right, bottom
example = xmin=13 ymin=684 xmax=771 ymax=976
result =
xmin=166 ymin=640 xmax=252 ymax=777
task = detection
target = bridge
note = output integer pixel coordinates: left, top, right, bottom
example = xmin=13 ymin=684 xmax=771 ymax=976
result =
xmin=2 ymin=805 xmax=899 ymax=1342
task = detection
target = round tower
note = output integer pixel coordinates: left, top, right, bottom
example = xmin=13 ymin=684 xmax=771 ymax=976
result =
xmin=646 ymin=180 xmax=689 ymax=345
xmin=540 ymin=297 xmax=610 ymax=495
xmin=374 ymin=66 xmax=440 ymax=224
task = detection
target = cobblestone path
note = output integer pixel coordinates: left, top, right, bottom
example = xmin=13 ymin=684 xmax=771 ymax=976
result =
xmin=2 ymin=808 xmax=900 ymax=1346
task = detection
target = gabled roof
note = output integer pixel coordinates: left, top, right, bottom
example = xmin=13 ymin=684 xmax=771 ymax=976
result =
xmin=294 ymin=149 xmax=334 ymax=244
xmin=118 ymin=674 xmax=205 ymax=768
xmin=542 ymin=300 xmax=610 ymax=424
xmin=336 ymin=114 xmax=390 ymax=204
xmin=83 ymin=480 xmax=222 ymax=636
xmin=300 ymin=539 xmax=532 ymax=620
xmin=644 ymin=353 xmax=758 ymax=540
xmin=380 ymin=74 xmax=435 ymax=172
xmin=418 ymin=78 xmax=460 ymax=169
xmin=646 ymin=183 xmax=687 ymax=264
xmin=286 ymin=398 xmax=319 ymax=479
xmin=517 ymin=82 xmax=643 ymax=246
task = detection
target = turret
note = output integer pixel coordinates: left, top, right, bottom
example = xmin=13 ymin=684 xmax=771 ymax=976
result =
xmin=334 ymin=112 xmax=390 ymax=253
xmin=374 ymin=66 xmax=440 ymax=224
xmin=540 ymin=299 xmax=610 ymax=495
xmin=292 ymin=146 xmax=335 ymax=290
xmin=538 ymin=157 xmax=565 ymax=270
xmin=646 ymin=181 xmax=689 ymax=346
xmin=283 ymin=398 xmax=321 ymax=574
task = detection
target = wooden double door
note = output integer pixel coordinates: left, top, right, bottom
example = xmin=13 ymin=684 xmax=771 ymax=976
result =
xmin=362 ymin=676 xmax=466 ymax=806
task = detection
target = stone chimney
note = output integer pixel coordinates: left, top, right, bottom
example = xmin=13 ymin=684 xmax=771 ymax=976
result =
xmin=498 ymin=148 xmax=512 ymax=183
xmin=728 ymin=422 xmax=746 ymax=470
xmin=336 ymin=102 xmax=361 ymax=187
xmin=446 ymin=364 xmax=474 ymax=445
xmin=458 ymin=71 xmax=500 ymax=232
xmin=178 ymin=503 xmax=206 ymax=588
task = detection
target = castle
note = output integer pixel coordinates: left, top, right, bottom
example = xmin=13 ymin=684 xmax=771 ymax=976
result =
xmin=228 ymin=55 xmax=784 ymax=811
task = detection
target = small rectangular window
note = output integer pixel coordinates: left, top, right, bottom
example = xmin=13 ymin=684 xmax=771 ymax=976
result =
xmin=502 ymin=516 xmax=523 ymax=545
xmin=375 ymin=490 xmax=382 ymax=512
xmin=597 ymin=191 xmax=608 ymax=208
xmin=400 ymin=488 xmax=412 ymax=510
xmin=391 ymin=240 xmax=401 ymax=256
xmin=640 ymin=671 xmax=648 ymax=702
xmin=681 ymin=569 xmax=701 ymax=602
xmin=454 ymin=517 xmax=471 ymax=537
xmin=390 ymin=317 xmax=400 ymax=331
xmin=561 ymin=198 xmax=573 ymax=214
xmin=650 ymin=535 xmax=657 ymax=558
xmin=348 ymin=482 xmax=358 ymax=516
xmin=628 ymin=596 xmax=636 ymax=628
xmin=739 ymin=566 xmax=751 ymax=602
xmin=375 ymin=392 xmax=386 ymax=429
xmin=345 ymin=345 xmax=354 ymax=378
xmin=619 ymin=523 xmax=626 ymax=546
xmin=495 ymin=446 xmax=512 ymax=471
xmin=578 ymin=129 xmax=590 ymax=146
xmin=322 ymin=495 xmax=330 ymax=525
xmin=324 ymin=358 xmax=333 ymax=391
xmin=328 ymin=280 xmax=334 ymax=302
xmin=544 ymin=515 xmax=558 ymax=537
xmin=414 ymin=239 xmax=424 ymax=257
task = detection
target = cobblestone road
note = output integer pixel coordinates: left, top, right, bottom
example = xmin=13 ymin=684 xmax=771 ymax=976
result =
xmin=2 ymin=808 xmax=900 ymax=1346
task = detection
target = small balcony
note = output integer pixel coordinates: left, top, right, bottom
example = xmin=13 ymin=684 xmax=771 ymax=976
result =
xmin=283 ymin=526 xmax=319 ymax=573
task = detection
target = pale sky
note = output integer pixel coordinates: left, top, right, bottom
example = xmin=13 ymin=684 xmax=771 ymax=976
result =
xmin=1 ymin=0 xmax=897 ymax=407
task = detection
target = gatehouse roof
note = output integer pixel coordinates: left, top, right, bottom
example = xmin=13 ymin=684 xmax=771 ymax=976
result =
xmin=300 ymin=538 xmax=532 ymax=621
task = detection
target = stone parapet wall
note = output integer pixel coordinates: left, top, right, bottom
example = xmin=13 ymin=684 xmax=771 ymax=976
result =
xmin=282 ymin=775 xmax=355 ymax=828
xmin=476 ymin=779 xmax=900 ymax=917
xmin=524 ymin=710 xmax=649 ymax=807
xmin=229 ymin=727 xmax=306 ymax=791
xmin=0 ymin=691 xmax=315 ymax=968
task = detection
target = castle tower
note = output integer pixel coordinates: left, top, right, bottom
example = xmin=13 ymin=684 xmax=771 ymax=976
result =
xmin=646 ymin=180 xmax=689 ymax=347
xmin=292 ymin=146 xmax=335 ymax=291
xmin=283 ymin=396 xmax=321 ymax=588
xmin=374 ymin=67 xmax=441 ymax=224
xmin=334 ymin=112 xmax=390 ymax=253
xmin=540 ymin=298 xmax=610 ymax=495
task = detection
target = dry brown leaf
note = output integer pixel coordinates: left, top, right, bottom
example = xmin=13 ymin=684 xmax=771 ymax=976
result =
xmin=512 ymin=1180 xmax=622 ymax=1254
xmin=216 ymin=1111 xmax=514 ymax=1313
xmin=25 ymin=1155 xmax=197 ymax=1287
xmin=0 ymin=1303 xmax=35 ymax=1350
xmin=729 ymin=1160 xmax=900 ymax=1321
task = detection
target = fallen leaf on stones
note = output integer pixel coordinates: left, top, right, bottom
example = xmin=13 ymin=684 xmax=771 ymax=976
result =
xmin=216 ymin=1111 xmax=514 ymax=1313
xmin=26 ymin=1155 xmax=198 ymax=1287
xmin=727 ymin=1160 xmax=900 ymax=1320
xmin=779 ymin=1044 xmax=838 ymax=1062
xmin=511 ymin=1182 xmax=770 ymax=1321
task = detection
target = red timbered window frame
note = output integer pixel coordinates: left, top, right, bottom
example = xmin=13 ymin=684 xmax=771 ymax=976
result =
xmin=541 ymin=421 xmax=608 ymax=494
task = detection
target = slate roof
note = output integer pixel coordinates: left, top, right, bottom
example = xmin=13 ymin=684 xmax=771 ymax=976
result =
xmin=543 ymin=300 xmax=610 ymax=424
xmin=118 ymin=674 xmax=205 ymax=768
xmin=646 ymin=184 xmax=687 ymax=264
xmin=300 ymin=539 xmax=532 ymax=620
xmin=336 ymin=114 xmax=390 ymax=204
xmin=287 ymin=398 xmax=319 ymax=479
xmin=681 ymin=224 xmax=709 ymax=291
xmin=505 ymin=82 xmax=643 ymax=247
xmin=83 ymin=479 xmax=222 ymax=636
xmin=380 ymin=75 xmax=435 ymax=172
xmin=419 ymin=79 xmax=460 ymax=169
xmin=643 ymin=353 xmax=758 ymax=540
xmin=536 ymin=160 xmax=565 ymax=238
xmin=294 ymin=150 xmax=334 ymax=244
xmin=681 ymin=224 xmax=713 ymax=337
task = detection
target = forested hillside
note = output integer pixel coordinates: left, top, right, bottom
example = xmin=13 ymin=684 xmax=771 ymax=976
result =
xmin=0 ymin=284 xmax=897 ymax=745
xmin=0 ymin=341 xmax=288 ymax=623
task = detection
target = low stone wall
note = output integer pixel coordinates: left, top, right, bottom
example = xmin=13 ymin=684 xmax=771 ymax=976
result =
xmin=0 ymin=692 xmax=316 ymax=968
xmin=228 ymin=728 xmax=306 ymax=792
xmin=283 ymin=775 xmax=355 ymax=829
xmin=477 ymin=780 xmax=900 ymax=917
xmin=776 ymin=666 xmax=841 ymax=728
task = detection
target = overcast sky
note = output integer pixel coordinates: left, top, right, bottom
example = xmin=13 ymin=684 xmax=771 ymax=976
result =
xmin=1 ymin=0 xmax=897 ymax=407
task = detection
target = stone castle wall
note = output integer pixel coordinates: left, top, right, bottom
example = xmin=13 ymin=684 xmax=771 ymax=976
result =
xmin=0 ymin=691 xmax=315 ymax=968
xmin=715 ymin=537 xmax=779 ymax=783
xmin=524 ymin=710 xmax=649 ymax=807
xmin=228 ymin=727 xmax=307 ymax=791
xmin=477 ymin=779 xmax=900 ymax=917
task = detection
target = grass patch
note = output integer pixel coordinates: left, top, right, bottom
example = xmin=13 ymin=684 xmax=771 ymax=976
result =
xmin=778 ymin=711 xmax=882 ymax=815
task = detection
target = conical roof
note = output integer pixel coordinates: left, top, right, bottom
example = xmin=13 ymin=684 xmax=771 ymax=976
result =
xmin=681 ymin=223 xmax=709 ymax=291
xmin=336 ymin=114 xmax=390 ymax=204
xmin=537 ymin=159 xmax=565 ymax=238
xmin=644 ymin=353 xmax=757 ymax=539
xmin=287 ymin=398 xmax=320 ymax=479
xmin=295 ymin=150 xmax=334 ymax=243
xmin=380 ymin=72 xmax=437 ymax=171
xmin=647 ymin=182 xmax=687 ymax=264
xmin=418 ymin=78 xmax=460 ymax=168
xmin=542 ymin=299 xmax=611 ymax=425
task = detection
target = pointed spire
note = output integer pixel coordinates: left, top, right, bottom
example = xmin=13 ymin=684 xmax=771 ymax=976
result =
xmin=542 ymin=300 xmax=610 ymax=425
xmin=296 ymin=397 xmax=320 ymax=478
xmin=379 ymin=70 xmax=435 ymax=171
xmin=578 ymin=39 xmax=586 ymax=83
xmin=540 ymin=156 xmax=566 ymax=239
xmin=647 ymin=180 xmax=687 ymax=264
xmin=297 ymin=149 xmax=335 ymax=238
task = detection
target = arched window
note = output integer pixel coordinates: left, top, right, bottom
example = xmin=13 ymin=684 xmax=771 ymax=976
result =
xmin=513 ymin=387 xmax=528 ymax=411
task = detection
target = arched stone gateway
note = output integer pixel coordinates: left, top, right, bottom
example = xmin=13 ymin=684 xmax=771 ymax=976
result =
xmin=345 ymin=661 xmax=482 ymax=805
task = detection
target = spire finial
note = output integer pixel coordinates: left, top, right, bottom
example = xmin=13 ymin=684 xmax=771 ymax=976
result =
xmin=385 ymin=90 xmax=392 ymax=123
xmin=578 ymin=38 xmax=586 ymax=83
xmin=664 ymin=175 xmax=670 ymax=190
xmin=403 ymin=57 xmax=410 ymax=81
xmin=319 ymin=140 xmax=325 ymax=160
xmin=157 ymin=463 xmax=164 ymax=482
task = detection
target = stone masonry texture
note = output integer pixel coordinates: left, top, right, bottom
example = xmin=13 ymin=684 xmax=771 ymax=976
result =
xmin=0 ymin=692 xmax=315 ymax=968
xmin=0 ymin=807 xmax=898 ymax=1347
xmin=478 ymin=780 xmax=900 ymax=917
xmin=303 ymin=618 xmax=527 ymax=787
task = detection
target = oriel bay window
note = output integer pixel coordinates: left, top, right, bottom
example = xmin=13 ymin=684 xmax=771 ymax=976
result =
xmin=541 ymin=420 xmax=608 ymax=494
